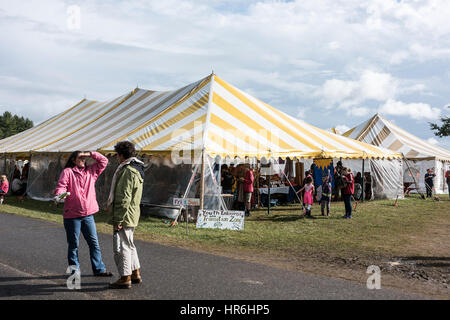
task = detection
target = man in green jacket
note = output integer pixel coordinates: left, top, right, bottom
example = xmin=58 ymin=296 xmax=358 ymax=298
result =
xmin=108 ymin=141 xmax=145 ymax=289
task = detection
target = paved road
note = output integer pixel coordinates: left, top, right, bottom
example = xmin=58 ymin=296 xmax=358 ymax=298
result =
xmin=0 ymin=212 xmax=428 ymax=300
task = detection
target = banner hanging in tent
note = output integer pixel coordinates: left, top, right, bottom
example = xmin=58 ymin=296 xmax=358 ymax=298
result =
xmin=312 ymin=158 xmax=334 ymax=188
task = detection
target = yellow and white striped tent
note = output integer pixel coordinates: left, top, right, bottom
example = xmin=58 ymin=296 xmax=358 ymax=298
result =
xmin=0 ymin=74 xmax=401 ymax=160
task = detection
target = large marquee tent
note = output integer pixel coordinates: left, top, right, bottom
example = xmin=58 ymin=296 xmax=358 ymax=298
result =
xmin=343 ymin=114 xmax=450 ymax=194
xmin=1 ymin=74 xmax=404 ymax=217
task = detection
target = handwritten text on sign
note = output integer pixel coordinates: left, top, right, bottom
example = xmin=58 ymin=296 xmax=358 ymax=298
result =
xmin=196 ymin=210 xmax=245 ymax=231
xmin=173 ymin=198 xmax=201 ymax=206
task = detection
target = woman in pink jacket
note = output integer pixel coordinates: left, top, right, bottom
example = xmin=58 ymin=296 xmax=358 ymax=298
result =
xmin=54 ymin=151 xmax=113 ymax=277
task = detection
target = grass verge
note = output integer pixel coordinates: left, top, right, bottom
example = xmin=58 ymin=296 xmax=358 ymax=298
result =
xmin=1 ymin=194 xmax=449 ymax=298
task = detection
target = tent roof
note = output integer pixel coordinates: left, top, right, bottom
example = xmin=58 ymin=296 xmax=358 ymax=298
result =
xmin=343 ymin=114 xmax=450 ymax=162
xmin=0 ymin=74 xmax=401 ymax=160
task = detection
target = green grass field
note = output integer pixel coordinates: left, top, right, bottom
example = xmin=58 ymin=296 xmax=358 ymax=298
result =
xmin=1 ymin=194 xmax=448 ymax=262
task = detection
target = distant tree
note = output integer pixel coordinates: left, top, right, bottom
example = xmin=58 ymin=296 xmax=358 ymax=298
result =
xmin=0 ymin=111 xmax=34 ymax=139
xmin=429 ymin=105 xmax=449 ymax=138
xmin=430 ymin=117 xmax=449 ymax=137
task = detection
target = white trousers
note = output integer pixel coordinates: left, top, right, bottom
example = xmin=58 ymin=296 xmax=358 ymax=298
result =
xmin=113 ymin=227 xmax=140 ymax=276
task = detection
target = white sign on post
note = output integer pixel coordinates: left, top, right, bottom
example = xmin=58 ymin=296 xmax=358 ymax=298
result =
xmin=196 ymin=210 xmax=245 ymax=231
xmin=173 ymin=198 xmax=201 ymax=206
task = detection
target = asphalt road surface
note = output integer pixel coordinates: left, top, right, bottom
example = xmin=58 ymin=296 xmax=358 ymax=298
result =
xmin=0 ymin=212 xmax=429 ymax=300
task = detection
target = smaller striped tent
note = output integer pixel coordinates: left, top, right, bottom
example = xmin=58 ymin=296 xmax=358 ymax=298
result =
xmin=343 ymin=114 xmax=450 ymax=161
xmin=343 ymin=114 xmax=450 ymax=193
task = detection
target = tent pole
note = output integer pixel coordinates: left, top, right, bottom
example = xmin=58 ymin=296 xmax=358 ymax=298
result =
xmin=256 ymin=162 xmax=261 ymax=208
xmin=362 ymin=158 xmax=365 ymax=203
xmin=199 ymin=149 xmax=205 ymax=210
xmin=267 ymin=164 xmax=271 ymax=216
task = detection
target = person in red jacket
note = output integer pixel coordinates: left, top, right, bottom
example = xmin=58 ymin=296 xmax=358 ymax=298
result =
xmin=54 ymin=151 xmax=113 ymax=277
xmin=241 ymin=166 xmax=254 ymax=217
xmin=342 ymin=167 xmax=355 ymax=219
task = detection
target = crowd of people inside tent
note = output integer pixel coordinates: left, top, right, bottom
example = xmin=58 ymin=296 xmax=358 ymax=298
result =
xmin=0 ymin=160 xmax=29 ymax=203
xmin=1 ymin=157 xmax=449 ymax=218
xmin=219 ymin=159 xmax=450 ymax=218
xmin=219 ymin=160 xmax=378 ymax=219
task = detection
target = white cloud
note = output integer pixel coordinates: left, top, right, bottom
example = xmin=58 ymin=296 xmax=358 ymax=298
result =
xmin=378 ymin=99 xmax=441 ymax=120
xmin=334 ymin=124 xmax=351 ymax=135
xmin=321 ymin=78 xmax=358 ymax=106
xmin=1 ymin=0 xmax=450 ymax=140
xmin=360 ymin=70 xmax=398 ymax=101
xmin=346 ymin=107 xmax=372 ymax=117
xmin=296 ymin=106 xmax=312 ymax=120
xmin=328 ymin=41 xmax=340 ymax=50
xmin=426 ymin=137 xmax=439 ymax=145
xmin=320 ymin=70 xmax=398 ymax=108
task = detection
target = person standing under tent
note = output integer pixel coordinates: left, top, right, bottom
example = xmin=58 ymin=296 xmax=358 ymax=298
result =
xmin=54 ymin=151 xmax=113 ymax=278
xmin=220 ymin=164 xmax=234 ymax=195
xmin=108 ymin=141 xmax=144 ymax=289
xmin=242 ymin=166 xmax=254 ymax=217
xmin=445 ymin=169 xmax=450 ymax=198
xmin=320 ymin=175 xmax=332 ymax=216
xmin=234 ymin=164 xmax=246 ymax=211
xmin=0 ymin=175 xmax=9 ymax=204
xmin=333 ymin=161 xmax=345 ymax=201
xmin=354 ymin=172 xmax=363 ymax=201
xmin=364 ymin=172 xmax=372 ymax=200
xmin=424 ymin=169 xmax=436 ymax=198
xmin=342 ymin=167 xmax=355 ymax=219
xmin=296 ymin=176 xmax=315 ymax=218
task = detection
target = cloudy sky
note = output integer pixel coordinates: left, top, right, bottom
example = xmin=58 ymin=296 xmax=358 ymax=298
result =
xmin=0 ymin=0 xmax=449 ymax=149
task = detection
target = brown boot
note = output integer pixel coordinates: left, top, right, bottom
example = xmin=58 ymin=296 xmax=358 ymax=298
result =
xmin=109 ymin=275 xmax=131 ymax=289
xmin=131 ymin=269 xmax=142 ymax=284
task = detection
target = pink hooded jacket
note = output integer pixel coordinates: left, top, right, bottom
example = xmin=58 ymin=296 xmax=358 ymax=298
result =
xmin=1 ymin=181 xmax=8 ymax=194
xmin=54 ymin=152 xmax=108 ymax=219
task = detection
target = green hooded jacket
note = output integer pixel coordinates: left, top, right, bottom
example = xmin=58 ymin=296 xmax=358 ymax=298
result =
xmin=112 ymin=165 xmax=143 ymax=227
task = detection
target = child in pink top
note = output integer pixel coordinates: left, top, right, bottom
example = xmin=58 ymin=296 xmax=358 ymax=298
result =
xmin=0 ymin=175 xmax=9 ymax=204
xmin=297 ymin=176 xmax=315 ymax=218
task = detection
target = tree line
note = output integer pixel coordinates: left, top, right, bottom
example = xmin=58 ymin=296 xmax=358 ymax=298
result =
xmin=0 ymin=111 xmax=34 ymax=139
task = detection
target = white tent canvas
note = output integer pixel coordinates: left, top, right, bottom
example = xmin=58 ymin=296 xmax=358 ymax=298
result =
xmin=343 ymin=114 xmax=450 ymax=194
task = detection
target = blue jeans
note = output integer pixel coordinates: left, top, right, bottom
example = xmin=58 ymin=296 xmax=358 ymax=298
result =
xmin=63 ymin=215 xmax=106 ymax=274
xmin=343 ymin=194 xmax=352 ymax=217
